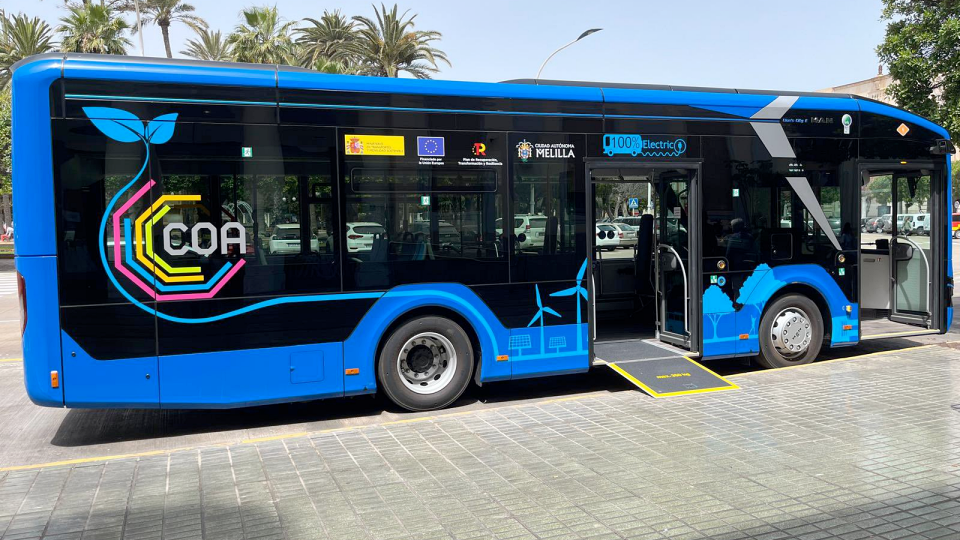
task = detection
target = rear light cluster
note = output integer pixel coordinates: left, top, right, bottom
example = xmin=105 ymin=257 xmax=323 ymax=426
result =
xmin=17 ymin=271 xmax=25 ymax=336
xmin=347 ymin=234 xmax=363 ymax=240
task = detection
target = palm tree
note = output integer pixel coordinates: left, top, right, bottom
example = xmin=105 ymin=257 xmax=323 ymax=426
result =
xmin=0 ymin=12 xmax=56 ymax=88
xmin=351 ymin=3 xmax=449 ymax=78
xmin=58 ymin=3 xmax=131 ymax=55
xmin=296 ymin=10 xmax=356 ymax=69
xmin=134 ymin=0 xmax=206 ymax=59
xmin=181 ymin=28 xmax=231 ymax=61
xmin=227 ymin=6 xmax=297 ymax=65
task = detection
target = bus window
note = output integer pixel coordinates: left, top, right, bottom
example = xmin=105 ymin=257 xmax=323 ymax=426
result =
xmin=509 ymin=134 xmax=585 ymax=283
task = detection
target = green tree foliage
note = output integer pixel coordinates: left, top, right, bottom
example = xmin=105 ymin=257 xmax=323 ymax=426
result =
xmin=58 ymin=3 xmax=131 ymax=55
xmin=227 ymin=6 xmax=297 ymax=65
xmin=876 ymin=0 xmax=960 ymax=137
xmin=351 ymin=3 xmax=449 ymax=78
xmin=134 ymin=0 xmax=206 ymax=59
xmin=0 ymin=88 xmax=10 ymax=194
xmin=181 ymin=28 xmax=231 ymax=61
xmin=0 ymin=11 xmax=56 ymax=89
xmin=296 ymin=10 xmax=357 ymax=72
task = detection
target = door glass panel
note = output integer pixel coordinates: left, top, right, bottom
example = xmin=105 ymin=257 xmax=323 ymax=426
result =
xmin=892 ymin=173 xmax=931 ymax=316
xmin=659 ymin=173 xmax=691 ymax=341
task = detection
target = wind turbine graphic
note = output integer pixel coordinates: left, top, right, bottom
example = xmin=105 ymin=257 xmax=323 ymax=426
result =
xmin=528 ymin=284 xmax=560 ymax=354
xmin=550 ymin=259 xmax=588 ymax=352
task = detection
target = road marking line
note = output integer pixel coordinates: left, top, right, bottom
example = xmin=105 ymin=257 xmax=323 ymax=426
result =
xmin=4 ymin=342 xmax=954 ymax=472
xmin=725 ymin=343 xmax=942 ymax=378
xmin=241 ymin=432 xmax=310 ymax=444
xmin=0 ymin=358 xmax=22 ymax=363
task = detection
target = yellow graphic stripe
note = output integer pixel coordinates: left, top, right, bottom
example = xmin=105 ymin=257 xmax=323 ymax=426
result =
xmin=146 ymin=206 xmax=201 ymax=275
xmin=134 ymin=196 xmax=203 ymax=282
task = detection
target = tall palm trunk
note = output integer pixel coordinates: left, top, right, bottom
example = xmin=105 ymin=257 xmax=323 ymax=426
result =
xmin=161 ymin=22 xmax=172 ymax=58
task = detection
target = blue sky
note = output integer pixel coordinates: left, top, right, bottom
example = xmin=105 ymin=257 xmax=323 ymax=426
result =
xmin=13 ymin=0 xmax=888 ymax=91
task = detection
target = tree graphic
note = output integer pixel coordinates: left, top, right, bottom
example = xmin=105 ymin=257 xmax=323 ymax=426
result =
xmin=703 ymin=285 xmax=734 ymax=340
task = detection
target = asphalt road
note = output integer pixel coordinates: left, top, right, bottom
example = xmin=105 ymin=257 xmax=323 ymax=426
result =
xmin=0 ymin=250 xmax=959 ymax=470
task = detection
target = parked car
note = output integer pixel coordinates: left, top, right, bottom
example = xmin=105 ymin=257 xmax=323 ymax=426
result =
xmin=411 ymin=220 xmax=462 ymax=252
xmin=882 ymin=214 xmax=913 ymax=235
xmin=343 ymin=222 xmax=386 ymax=253
xmin=909 ymin=213 xmax=931 ymax=235
xmin=866 ymin=214 xmax=891 ymax=233
xmin=953 ymin=213 xmax=960 ymax=239
xmin=595 ymin=223 xmax=620 ymax=251
xmin=268 ymin=223 xmax=319 ymax=254
xmin=609 ymin=222 xmax=638 ymax=248
xmin=496 ymin=214 xmax=547 ymax=251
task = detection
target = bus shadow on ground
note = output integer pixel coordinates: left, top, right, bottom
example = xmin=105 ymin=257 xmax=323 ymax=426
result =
xmin=49 ymin=369 xmax=638 ymax=448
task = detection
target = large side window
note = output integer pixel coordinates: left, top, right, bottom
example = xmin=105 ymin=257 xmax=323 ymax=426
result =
xmin=341 ymin=131 xmax=508 ymax=290
xmin=509 ymin=133 xmax=586 ymax=283
xmin=152 ymin=123 xmax=339 ymax=298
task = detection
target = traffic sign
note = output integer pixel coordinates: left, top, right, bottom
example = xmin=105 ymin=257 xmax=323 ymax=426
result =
xmin=628 ymin=197 xmax=639 ymax=209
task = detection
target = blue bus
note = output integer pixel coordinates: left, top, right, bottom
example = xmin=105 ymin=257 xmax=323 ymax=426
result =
xmin=12 ymin=54 xmax=954 ymax=411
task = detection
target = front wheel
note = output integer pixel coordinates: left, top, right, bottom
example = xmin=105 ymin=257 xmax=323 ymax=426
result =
xmin=378 ymin=316 xmax=475 ymax=411
xmin=757 ymin=295 xmax=823 ymax=369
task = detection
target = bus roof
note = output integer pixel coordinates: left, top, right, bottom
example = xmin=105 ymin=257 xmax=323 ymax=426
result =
xmin=11 ymin=53 xmax=949 ymax=138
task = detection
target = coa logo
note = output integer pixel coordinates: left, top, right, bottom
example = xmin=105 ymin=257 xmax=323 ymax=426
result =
xmin=346 ymin=136 xmax=365 ymax=155
xmin=516 ymin=140 xmax=534 ymax=162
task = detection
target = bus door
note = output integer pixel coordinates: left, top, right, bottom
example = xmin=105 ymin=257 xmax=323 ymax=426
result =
xmin=890 ymin=170 xmax=934 ymax=327
xmin=656 ymin=168 xmax=701 ymax=352
xmin=860 ymin=164 xmax=944 ymax=334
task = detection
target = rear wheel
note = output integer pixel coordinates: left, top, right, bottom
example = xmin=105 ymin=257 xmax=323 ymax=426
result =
xmin=378 ymin=316 xmax=474 ymax=411
xmin=757 ymin=295 xmax=823 ymax=369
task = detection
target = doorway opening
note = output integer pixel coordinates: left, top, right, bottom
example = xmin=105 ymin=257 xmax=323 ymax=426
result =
xmin=859 ymin=167 xmax=937 ymax=338
xmin=589 ymin=166 xmax=698 ymax=354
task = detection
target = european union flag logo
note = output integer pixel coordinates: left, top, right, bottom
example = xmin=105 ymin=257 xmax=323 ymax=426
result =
xmin=417 ymin=136 xmax=445 ymax=157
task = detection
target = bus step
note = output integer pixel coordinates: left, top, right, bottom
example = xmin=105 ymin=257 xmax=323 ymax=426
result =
xmin=606 ymin=356 xmax=738 ymax=398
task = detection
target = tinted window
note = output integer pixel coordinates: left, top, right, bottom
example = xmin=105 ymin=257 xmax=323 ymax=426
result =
xmin=341 ymin=130 xmax=508 ymax=289
xmin=509 ymin=133 xmax=587 ymax=283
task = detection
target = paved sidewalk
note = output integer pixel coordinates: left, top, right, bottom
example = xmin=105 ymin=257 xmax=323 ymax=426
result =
xmin=1 ymin=344 xmax=959 ymax=540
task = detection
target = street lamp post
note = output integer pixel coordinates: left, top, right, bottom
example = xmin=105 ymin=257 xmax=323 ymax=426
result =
xmin=535 ymin=28 xmax=602 ymax=82
xmin=133 ymin=0 xmax=145 ymax=56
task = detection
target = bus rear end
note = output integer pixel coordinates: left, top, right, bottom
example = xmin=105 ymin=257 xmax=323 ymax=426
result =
xmin=12 ymin=55 xmax=66 ymax=407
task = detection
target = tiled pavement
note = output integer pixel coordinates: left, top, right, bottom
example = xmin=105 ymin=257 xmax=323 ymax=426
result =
xmin=1 ymin=344 xmax=959 ymax=540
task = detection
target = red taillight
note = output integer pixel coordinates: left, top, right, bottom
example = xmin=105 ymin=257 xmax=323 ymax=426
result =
xmin=525 ymin=224 xmax=531 ymax=230
xmin=17 ymin=271 xmax=25 ymax=336
xmin=347 ymin=234 xmax=363 ymax=240
xmin=618 ymin=232 xmax=623 ymax=238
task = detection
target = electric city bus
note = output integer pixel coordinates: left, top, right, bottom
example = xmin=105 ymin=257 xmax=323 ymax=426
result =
xmin=12 ymin=54 xmax=954 ymax=411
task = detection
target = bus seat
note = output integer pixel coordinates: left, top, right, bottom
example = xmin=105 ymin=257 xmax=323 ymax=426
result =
xmin=635 ymin=214 xmax=654 ymax=297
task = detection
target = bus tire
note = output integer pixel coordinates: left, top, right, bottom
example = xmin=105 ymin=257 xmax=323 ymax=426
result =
xmin=757 ymin=294 xmax=823 ymax=369
xmin=378 ymin=316 xmax=475 ymax=412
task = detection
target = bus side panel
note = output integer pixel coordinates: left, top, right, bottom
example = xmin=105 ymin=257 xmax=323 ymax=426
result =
xmin=159 ymin=343 xmax=343 ymax=408
xmin=342 ymin=283 xmax=512 ymax=396
xmin=61 ymin=332 xmax=159 ymax=408
xmin=11 ymin=57 xmax=61 ymax=257
xmin=17 ymin=256 xmax=64 ymax=407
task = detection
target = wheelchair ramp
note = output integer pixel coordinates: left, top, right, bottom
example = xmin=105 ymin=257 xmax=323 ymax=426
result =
xmin=596 ymin=340 xmax=738 ymax=398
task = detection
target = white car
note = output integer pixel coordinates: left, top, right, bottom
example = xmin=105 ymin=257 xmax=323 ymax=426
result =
xmin=344 ymin=222 xmax=386 ymax=253
xmin=496 ymin=214 xmax=547 ymax=251
xmin=609 ymin=222 xmax=638 ymax=248
xmin=268 ymin=224 xmax=319 ymax=254
xmin=595 ymin=224 xmax=620 ymax=251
